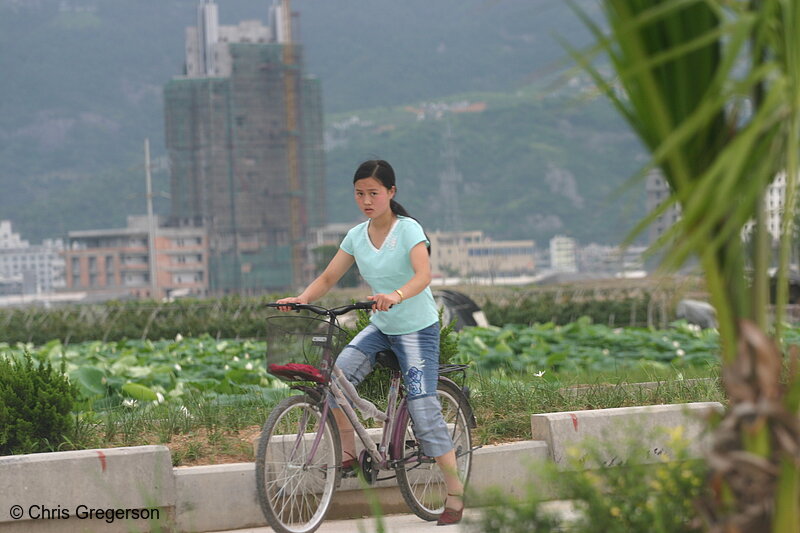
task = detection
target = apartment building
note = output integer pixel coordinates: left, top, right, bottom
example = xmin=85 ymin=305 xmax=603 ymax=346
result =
xmin=0 ymin=220 xmax=65 ymax=294
xmin=429 ymin=230 xmax=536 ymax=279
xmin=63 ymin=216 xmax=208 ymax=300
xmin=166 ymin=0 xmax=324 ymax=292
xmin=550 ymin=235 xmax=578 ymax=273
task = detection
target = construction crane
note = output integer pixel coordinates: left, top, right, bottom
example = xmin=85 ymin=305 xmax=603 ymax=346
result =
xmin=280 ymin=0 xmax=305 ymax=288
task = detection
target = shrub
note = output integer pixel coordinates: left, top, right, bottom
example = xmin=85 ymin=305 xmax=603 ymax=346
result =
xmin=0 ymin=352 xmax=79 ymax=455
xmin=468 ymin=428 xmax=709 ymax=533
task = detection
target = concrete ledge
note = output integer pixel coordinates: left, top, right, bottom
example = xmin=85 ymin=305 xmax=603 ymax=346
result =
xmin=173 ymin=439 xmax=550 ymax=531
xmin=0 ymin=445 xmax=174 ymax=533
xmin=531 ymin=402 xmax=723 ymax=466
xmin=174 ymin=463 xmax=262 ymax=533
xmin=468 ymin=440 xmax=549 ymax=500
xmin=0 ymin=402 xmax=724 ymax=532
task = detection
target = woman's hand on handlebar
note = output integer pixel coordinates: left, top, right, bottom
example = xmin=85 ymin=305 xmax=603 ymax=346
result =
xmin=275 ymin=296 xmax=307 ymax=312
xmin=368 ymin=292 xmax=401 ymax=312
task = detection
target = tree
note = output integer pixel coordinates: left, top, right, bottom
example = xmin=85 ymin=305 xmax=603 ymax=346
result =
xmin=568 ymin=0 xmax=800 ymax=530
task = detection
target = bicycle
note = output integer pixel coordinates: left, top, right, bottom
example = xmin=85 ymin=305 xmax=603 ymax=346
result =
xmin=255 ymin=301 xmax=477 ymax=533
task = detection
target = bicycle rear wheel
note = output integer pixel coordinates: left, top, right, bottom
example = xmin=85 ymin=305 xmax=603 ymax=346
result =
xmin=393 ymin=378 xmax=473 ymax=521
xmin=255 ymin=395 xmax=341 ymax=533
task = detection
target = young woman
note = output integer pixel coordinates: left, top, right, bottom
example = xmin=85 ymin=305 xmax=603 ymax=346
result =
xmin=276 ymin=159 xmax=464 ymax=525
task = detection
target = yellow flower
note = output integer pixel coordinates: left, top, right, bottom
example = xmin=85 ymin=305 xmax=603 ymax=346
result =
xmin=668 ymin=425 xmax=685 ymax=444
xmin=610 ymin=507 xmax=621 ymax=517
xmin=566 ymin=446 xmax=581 ymax=459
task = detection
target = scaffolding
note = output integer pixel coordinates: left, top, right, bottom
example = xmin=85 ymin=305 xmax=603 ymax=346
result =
xmin=164 ymin=40 xmax=325 ymax=293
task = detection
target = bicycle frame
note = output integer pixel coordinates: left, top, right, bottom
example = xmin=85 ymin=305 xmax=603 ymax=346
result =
xmin=259 ymin=301 xmax=476 ymax=532
xmin=329 ymin=364 xmax=403 ymax=472
xmin=265 ymin=301 xmax=473 ymax=477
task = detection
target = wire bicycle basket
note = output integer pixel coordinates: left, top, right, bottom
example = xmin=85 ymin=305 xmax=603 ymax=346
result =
xmin=265 ymin=314 xmax=348 ymax=384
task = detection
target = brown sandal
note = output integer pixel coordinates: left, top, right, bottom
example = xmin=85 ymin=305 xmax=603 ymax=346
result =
xmin=437 ymin=493 xmax=464 ymax=526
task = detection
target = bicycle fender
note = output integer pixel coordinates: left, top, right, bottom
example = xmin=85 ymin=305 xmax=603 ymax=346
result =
xmin=289 ymin=384 xmax=324 ymax=403
xmin=390 ymin=402 xmax=411 ymax=461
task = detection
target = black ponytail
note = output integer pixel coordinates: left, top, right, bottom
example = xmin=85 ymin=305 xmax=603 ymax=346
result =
xmin=353 ymin=160 xmax=431 ymax=255
xmin=389 ymin=198 xmax=412 ymax=218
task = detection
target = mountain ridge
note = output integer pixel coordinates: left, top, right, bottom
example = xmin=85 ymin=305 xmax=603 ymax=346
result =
xmin=0 ymin=0 xmax=644 ymax=247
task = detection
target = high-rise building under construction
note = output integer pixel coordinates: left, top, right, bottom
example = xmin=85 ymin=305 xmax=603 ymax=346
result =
xmin=164 ymin=0 xmax=324 ymax=293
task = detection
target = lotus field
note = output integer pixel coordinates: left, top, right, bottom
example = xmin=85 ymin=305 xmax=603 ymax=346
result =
xmin=0 ymin=317 xmax=734 ymax=411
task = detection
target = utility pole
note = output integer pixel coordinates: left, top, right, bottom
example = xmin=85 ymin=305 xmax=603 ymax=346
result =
xmin=440 ymin=120 xmax=463 ymax=233
xmin=145 ymin=138 xmax=159 ymax=299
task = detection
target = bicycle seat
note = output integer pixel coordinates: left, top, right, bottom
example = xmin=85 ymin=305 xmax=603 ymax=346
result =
xmin=375 ymin=350 xmax=400 ymax=371
xmin=268 ymin=363 xmax=326 ymax=384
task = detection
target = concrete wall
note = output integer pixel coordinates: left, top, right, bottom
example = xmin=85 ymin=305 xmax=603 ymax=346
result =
xmin=0 ymin=446 xmax=174 ymax=533
xmin=531 ymin=401 xmax=723 ymax=466
xmin=0 ymin=402 xmax=723 ymax=532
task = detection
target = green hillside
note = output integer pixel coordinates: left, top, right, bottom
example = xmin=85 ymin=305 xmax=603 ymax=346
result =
xmin=0 ymin=0 xmax=635 ymax=246
xmin=325 ymin=88 xmax=646 ymax=245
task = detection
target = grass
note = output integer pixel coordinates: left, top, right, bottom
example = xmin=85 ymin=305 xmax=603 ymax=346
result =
xmin=470 ymin=366 xmax=724 ymax=444
xmin=64 ymin=390 xmax=288 ymax=466
xmin=57 ymin=364 xmax=724 ymax=466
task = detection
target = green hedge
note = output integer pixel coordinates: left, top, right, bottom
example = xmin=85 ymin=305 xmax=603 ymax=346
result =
xmin=481 ymin=292 xmax=673 ymax=328
xmin=0 ymin=291 xmax=675 ymax=345
xmin=0 ymin=296 xmax=285 ymax=345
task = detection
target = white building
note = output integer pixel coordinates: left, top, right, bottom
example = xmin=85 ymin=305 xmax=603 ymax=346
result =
xmin=429 ymin=230 xmax=536 ymax=280
xmin=579 ymin=243 xmax=647 ymax=275
xmin=550 ymin=235 xmax=578 ymax=273
xmin=650 ymin=167 xmax=793 ymax=245
xmin=0 ymin=220 xmax=65 ymax=294
xmin=647 ymin=166 xmax=786 ymax=243
xmin=764 ymin=171 xmax=787 ymax=241
xmin=184 ymin=0 xmax=287 ymax=78
xmin=307 ymin=222 xmax=353 ymax=248
xmin=645 ymin=169 xmax=681 ymax=245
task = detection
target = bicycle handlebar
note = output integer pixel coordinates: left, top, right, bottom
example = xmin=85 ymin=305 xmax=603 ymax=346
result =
xmin=265 ymin=301 xmax=376 ymax=317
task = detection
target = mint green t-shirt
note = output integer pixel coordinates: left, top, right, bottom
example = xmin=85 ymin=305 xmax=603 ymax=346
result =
xmin=340 ymin=216 xmax=439 ymax=335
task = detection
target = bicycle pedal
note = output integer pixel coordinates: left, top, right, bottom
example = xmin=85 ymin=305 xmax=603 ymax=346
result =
xmin=341 ymin=467 xmax=359 ymax=478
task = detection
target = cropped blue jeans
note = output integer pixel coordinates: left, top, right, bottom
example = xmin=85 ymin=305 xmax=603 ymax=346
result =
xmin=333 ymin=322 xmax=453 ymax=458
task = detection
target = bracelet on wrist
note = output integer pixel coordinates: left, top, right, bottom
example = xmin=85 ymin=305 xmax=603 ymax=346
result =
xmin=394 ymin=289 xmax=404 ymax=302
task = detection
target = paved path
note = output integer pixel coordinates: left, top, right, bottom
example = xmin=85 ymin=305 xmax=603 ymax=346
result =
xmin=209 ymin=501 xmax=577 ymax=532
xmin=208 ymin=510 xmax=482 ymax=533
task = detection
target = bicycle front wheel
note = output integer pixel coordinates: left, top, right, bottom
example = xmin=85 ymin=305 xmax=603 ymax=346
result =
xmin=255 ymin=395 xmax=341 ymax=533
xmin=393 ymin=378 xmax=474 ymax=521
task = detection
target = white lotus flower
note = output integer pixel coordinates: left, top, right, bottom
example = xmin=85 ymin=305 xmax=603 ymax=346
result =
xmin=175 ymin=333 xmax=183 ymax=342
xmin=245 ymin=362 xmax=253 ymax=370
xmin=174 ymin=364 xmax=182 ymax=372
xmin=533 ymin=370 xmax=546 ymax=377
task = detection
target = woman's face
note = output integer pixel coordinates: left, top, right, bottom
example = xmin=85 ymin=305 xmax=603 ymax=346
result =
xmin=354 ymin=177 xmax=395 ymax=219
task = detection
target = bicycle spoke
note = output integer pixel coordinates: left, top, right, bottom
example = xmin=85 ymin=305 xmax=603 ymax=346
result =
xmin=256 ymin=395 xmax=340 ymax=533
xmin=395 ymin=380 xmax=472 ymax=521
